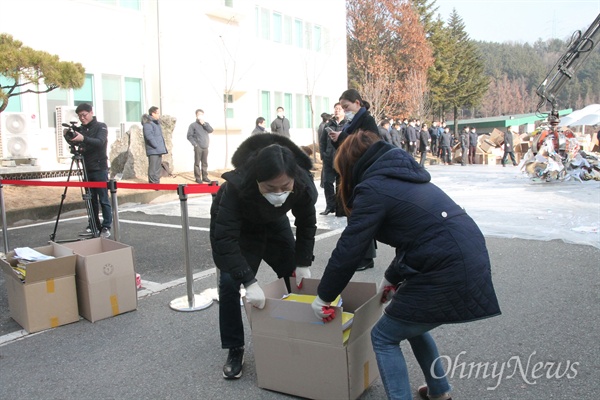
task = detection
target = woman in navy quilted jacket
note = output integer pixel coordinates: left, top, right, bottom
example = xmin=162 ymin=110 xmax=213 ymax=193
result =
xmin=312 ymin=130 xmax=501 ymax=400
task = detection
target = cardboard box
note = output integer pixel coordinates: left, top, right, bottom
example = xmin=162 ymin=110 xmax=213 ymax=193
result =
xmin=0 ymin=243 xmax=79 ymax=333
xmin=489 ymin=128 xmax=505 ymax=146
xmin=58 ymin=238 xmax=137 ymax=322
xmin=246 ymin=278 xmax=383 ymax=400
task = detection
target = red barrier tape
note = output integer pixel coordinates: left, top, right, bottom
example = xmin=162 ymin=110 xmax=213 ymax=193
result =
xmin=0 ymin=179 xmax=220 ymax=195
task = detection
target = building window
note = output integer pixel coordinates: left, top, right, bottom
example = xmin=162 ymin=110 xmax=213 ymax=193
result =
xmin=224 ymin=0 xmax=233 ymax=7
xmin=93 ymin=0 xmax=141 ymax=10
xmin=255 ymin=6 xmax=260 ymax=37
xmin=304 ymin=22 xmax=312 ymax=50
xmin=305 ymin=95 xmax=312 ymax=128
xmin=294 ymin=19 xmax=303 ymax=48
xmin=46 ymin=88 xmax=69 ymax=126
xmin=74 ymin=74 xmax=94 ymax=107
xmin=273 ymin=12 xmax=282 ymax=43
xmin=224 ymin=93 xmax=234 ymax=119
xmin=261 ymin=91 xmax=271 ymax=124
xmin=274 ymin=92 xmax=283 ymax=111
xmin=313 ymin=25 xmax=322 ymax=52
xmin=295 ymin=93 xmax=304 ymax=128
xmin=124 ymin=77 xmax=142 ymax=122
xmin=0 ymin=76 xmax=22 ymax=112
xmin=284 ymin=16 xmax=292 ymax=45
xmin=284 ymin=93 xmax=293 ymax=127
xmin=261 ymin=8 xmax=270 ymax=40
xmin=102 ymin=75 xmax=121 ymax=127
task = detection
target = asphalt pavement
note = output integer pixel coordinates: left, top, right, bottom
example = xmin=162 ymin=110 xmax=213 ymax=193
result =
xmin=0 ymin=164 xmax=598 ymax=399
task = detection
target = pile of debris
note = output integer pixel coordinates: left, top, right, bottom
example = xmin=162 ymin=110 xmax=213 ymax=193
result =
xmin=521 ymin=126 xmax=600 ymax=182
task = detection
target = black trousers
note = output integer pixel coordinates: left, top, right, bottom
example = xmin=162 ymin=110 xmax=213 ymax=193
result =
xmin=218 ymin=217 xmax=296 ymax=349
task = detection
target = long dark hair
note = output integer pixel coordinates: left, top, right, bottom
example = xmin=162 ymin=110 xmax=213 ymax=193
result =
xmin=334 ymin=130 xmax=381 ymax=215
xmin=339 ymin=89 xmax=371 ymax=111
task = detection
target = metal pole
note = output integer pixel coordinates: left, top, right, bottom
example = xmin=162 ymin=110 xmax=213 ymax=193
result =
xmin=169 ymin=184 xmax=212 ymax=312
xmin=0 ymin=181 xmax=9 ymax=254
xmin=108 ymin=180 xmax=119 ymax=242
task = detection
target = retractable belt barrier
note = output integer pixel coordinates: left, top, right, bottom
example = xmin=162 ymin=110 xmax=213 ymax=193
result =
xmin=0 ymin=178 xmax=220 ymax=312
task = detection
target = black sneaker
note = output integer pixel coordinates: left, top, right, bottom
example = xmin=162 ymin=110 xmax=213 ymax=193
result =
xmin=222 ymin=347 xmax=244 ymax=379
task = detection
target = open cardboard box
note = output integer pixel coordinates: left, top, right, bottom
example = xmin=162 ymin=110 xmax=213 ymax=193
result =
xmin=245 ymin=278 xmax=383 ymax=400
xmin=0 ymin=243 xmax=79 ymax=333
xmin=57 ymin=238 xmax=137 ymax=322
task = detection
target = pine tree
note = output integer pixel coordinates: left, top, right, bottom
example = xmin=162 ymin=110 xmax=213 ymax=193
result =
xmin=0 ymin=34 xmax=85 ymax=113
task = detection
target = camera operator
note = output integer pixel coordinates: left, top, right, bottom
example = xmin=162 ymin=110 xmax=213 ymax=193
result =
xmin=67 ymin=103 xmax=112 ymax=238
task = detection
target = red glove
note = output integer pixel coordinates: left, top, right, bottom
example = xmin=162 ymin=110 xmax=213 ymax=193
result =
xmin=311 ymin=296 xmax=336 ymax=322
xmin=379 ymin=278 xmax=396 ymax=303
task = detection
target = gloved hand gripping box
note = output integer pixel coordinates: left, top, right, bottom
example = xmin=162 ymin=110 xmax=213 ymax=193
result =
xmin=245 ymin=277 xmax=383 ymax=400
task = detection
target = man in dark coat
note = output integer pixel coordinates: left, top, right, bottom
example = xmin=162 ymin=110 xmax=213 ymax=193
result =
xmin=142 ymin=106 xmax=168 ymax=183
xmin=187 ymin=109 xmax=214 ymax=183
xmin=270 ymin=106 xmax=291 ymax=138
xmin=210 ymin=134 xmax=318 ymax=380
xmin=460 ymin=126 xmax=469 ymax=166
xmin=502 ymin=126 xmax=518 ymax=167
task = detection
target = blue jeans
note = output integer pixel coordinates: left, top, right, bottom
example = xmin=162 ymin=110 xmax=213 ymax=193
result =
xmin=371 ymin=313 xmax=450 ymax=400
xmin=86 ymin=170 xmax=112 ymax=230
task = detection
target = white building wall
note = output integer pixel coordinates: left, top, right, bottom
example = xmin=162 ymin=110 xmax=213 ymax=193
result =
xmin=0 ymin=0 xmax=347 ymax=172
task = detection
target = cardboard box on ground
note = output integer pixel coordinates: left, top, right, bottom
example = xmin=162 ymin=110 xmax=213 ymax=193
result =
xmin=56 ymin=238 xmax=137 ymax=323
xmin=245 ymin=278 xmax=383 ymax=400
xmin=1 ymin=243 xmax=79 ymax=333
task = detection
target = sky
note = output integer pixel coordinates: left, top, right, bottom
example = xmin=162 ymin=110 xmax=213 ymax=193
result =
xmin=435 ymin=0 xmax=600 ymax=44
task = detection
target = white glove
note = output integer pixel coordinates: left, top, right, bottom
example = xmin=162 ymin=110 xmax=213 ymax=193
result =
xmin=294 ymin=266 xmax=311 ymax=289
xmin=311 ymin=295 xmax=335 ymax=322
xmin=378 ymin=278 xmax=396 ymax=304
xmin=244 ymin=282 xmax=266 ymax=309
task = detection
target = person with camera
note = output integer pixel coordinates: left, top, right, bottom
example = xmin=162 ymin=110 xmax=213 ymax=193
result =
xmin=67 ymin=103 xmax=112 ymax=238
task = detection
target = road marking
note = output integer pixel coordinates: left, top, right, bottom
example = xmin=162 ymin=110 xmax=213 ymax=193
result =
xmin=0 ymin=223 xmax=345 ymax=346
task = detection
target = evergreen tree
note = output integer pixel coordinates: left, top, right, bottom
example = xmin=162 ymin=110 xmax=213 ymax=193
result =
xmin=0 ymin=34 xmax=85 ymax=113
xmin=442 ymin=10 xmax=488 ymax=133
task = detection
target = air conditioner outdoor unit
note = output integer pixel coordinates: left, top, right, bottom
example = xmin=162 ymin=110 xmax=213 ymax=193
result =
xmin=0 ymin=112 xmax=35 ymax=159
xmin=55 ymin=106 xmax=78 ymax=159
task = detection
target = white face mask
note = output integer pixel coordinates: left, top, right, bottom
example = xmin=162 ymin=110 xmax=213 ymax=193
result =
xmin=277 ymin=112 xmax=284 ymax=118
xmin=262 ymin=191 xmax=291 ymax=207
xmin=345 ymin=111 xmax=355 ymax=121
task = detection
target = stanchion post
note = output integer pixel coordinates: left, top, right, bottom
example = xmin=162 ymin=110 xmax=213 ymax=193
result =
xmin=169 ymin=184 xmax=212 ymax=311
xmin=108 ymin=180 xmax=119 ymax=242
xmin=0 ymin=180 xmax=9 ymax=254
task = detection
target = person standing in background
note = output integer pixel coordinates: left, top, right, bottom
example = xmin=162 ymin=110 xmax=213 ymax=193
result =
xmin=502 ymin=126 xmax=518 ymax=167
xmin=187 ymin=109 xmax=214 ymax=183
xmin=142 ymin=106 xmax=167 ymax=184
xmin=270 ymin=106 xmax=291 ymax=138
xmin=418 ymin=123 xmax=431 ymax=167
xmin=468 ymin=127 xmax=478 ymax=164
xmin=251 ymin=117 xmax=268 ymax=135
xmin=319 ymin=105 xmax=344 ymax=216
xmin=460 ymin=126 xmax=469 ymax=166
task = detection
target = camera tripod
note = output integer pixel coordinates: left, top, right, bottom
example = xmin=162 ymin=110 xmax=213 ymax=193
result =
xmin=49 ymin=146 xmax=99 ymax=243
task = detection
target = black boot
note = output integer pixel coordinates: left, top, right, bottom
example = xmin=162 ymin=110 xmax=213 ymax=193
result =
xmin=223 ymin=346 xmax=244 ymax=379
xmin=356 ymin=259 xmax=374 ymax=271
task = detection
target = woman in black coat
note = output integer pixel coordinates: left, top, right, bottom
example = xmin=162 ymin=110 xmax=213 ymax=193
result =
xmin=328 ymin=89 xmax=379 ymax=148
xmin=210 ymin=134 xmax=318 ymax=380
xmin=312 ymin=131 xmax=501 ymax=400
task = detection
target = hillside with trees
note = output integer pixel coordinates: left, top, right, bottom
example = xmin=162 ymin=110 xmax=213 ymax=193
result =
xmin=345 ymin=0 xmax=600 ymax=126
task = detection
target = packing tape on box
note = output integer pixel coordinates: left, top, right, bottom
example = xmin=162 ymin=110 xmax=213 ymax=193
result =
xmin=110 ymin=295 xmax=120 ymax=316
xmin=110 ymin=277 xmax=119 ymax=316
xmin=50 ymin=316 xmax=59 ymax=328
xmin=363 ymin=361 xmax=370 ymax=390
xmin=46 ymin=279 xmax=55 ymax=294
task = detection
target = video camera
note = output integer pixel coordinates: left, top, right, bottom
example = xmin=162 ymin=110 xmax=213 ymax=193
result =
xmin=62 ymin=121 xmax=82 ymax=141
